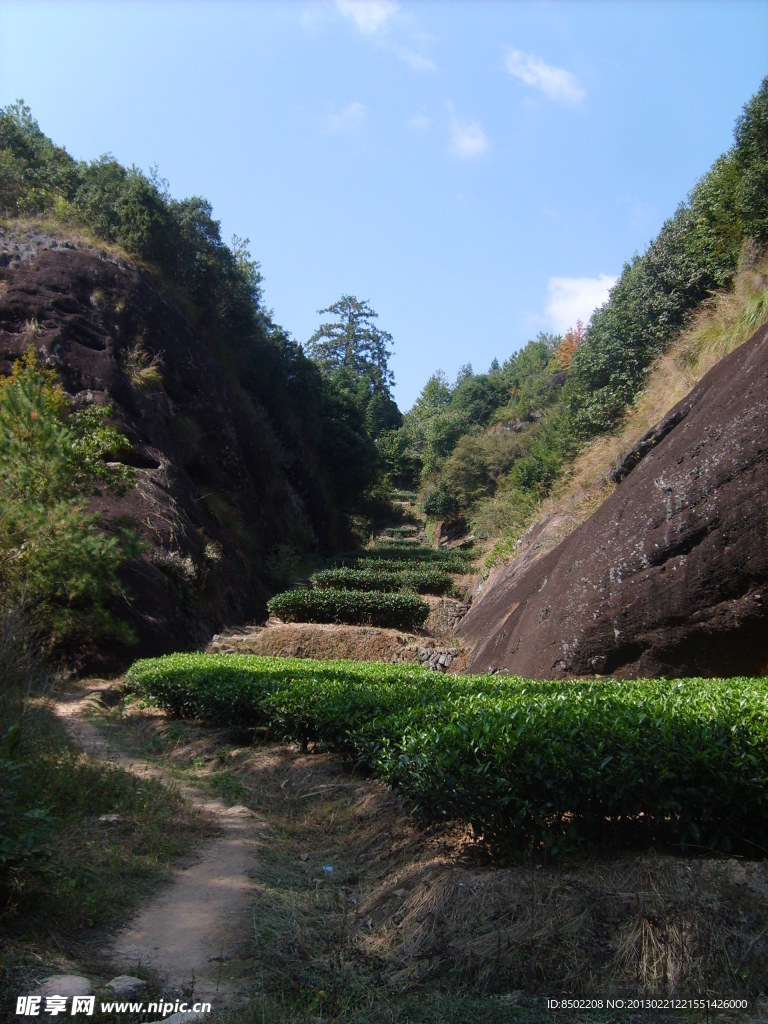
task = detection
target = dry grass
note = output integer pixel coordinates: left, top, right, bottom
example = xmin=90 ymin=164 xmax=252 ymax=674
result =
xmin=677 ymin=251 xmax=768 ymax=375
xmin=120 ymin=341 xmax=164 ymax=389
xmin=0 ymin=213 xmax=147 ymax=268
xmin=217 ymin=622 xmax=442 ymax=663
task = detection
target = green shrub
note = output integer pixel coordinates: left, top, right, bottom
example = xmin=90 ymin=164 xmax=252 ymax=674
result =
xmin=332 ymin=546 xmax=473 ymax=573
xmin=0 ymin=351 xmax=140 ymax=650
xmin=421 ymin=483 xmax=461 ymax=520
xmin=310 ymin=566 xmax=453 ymax=595
xmin=126 ymin=654 xmax=768 ymax=858
xmin=267 ymin=587 xmax=429 ymax=630
xmin=378 ymin=678 xmax=768 ymax=857
xmin=0 ymin=726 xmax=55 ymax=883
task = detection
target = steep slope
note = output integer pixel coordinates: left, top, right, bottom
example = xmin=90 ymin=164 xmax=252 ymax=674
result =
xmin=0 ymin=228 xmax=340 ymax=659
xmin=458 ymin=323 xmax=768 ymax=678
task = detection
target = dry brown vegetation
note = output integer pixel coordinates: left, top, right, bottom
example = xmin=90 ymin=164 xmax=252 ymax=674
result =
xmin=212 ymin=622 xmax=451 ymax=664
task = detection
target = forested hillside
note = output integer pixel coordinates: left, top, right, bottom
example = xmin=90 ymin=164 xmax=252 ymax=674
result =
xmin=381 ymin=76 xmax=768 ymax=557
xmin=0 ymin=101 xmax=394 ymax=515
xmin=0 ymin=103 xmax=399 ymax=661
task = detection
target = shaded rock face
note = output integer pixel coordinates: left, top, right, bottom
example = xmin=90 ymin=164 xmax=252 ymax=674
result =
xmin=459 ymin=324 xmax=768 ymax=678
xmin=0 ymin=235 xmax=333 ymax=663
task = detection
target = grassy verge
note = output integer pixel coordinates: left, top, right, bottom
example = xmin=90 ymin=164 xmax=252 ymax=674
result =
xmin=0 ymin=686 xmax=212 ymax=1021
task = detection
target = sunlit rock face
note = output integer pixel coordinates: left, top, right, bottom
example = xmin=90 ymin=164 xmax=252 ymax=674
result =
xmin=459 ymin=322 xmax=768 ymax=679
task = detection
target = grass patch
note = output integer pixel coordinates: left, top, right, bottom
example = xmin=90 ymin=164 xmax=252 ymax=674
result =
xmin=0 ymin=690 xmax=210 ymax=1016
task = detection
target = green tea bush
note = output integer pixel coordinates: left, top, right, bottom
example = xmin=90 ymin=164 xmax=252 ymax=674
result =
xmin=267 ymin=587 xmax=429 ymax=630
xmin=126 ymin=653 xmax=499 ymax=745
xmin=126 ymin=655 xmax=768 ymax=858
xmin=377 ymin=678 xmax=768 ymax=857
xmin=332 ymin=546 xmax=473 ymax=573
xmin=310 ymin=566 xmax=453 ymax=595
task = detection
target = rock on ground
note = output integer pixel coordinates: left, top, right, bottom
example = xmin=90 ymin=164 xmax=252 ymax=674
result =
xmin=35 ymin=976 xmax=93 ymax=998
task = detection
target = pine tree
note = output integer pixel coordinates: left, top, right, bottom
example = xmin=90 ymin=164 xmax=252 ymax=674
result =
xmin=305 ymin=295 xmax=400 ymax=438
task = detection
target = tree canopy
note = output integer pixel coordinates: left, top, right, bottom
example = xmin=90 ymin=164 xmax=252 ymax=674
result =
xmin=305 ymin=294 xmax=401 ymax=439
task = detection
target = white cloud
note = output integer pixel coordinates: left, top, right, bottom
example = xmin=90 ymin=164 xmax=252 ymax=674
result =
xmin=393 ymin=45 xmax=436 ymax=72
xmin=504 ymin=48 xmax=585 ymax=105
xmin=326 ymin=101 xmax=366 ymax=132
xmin=336 ymin=1 xmax=436 ymax=71
xmin=336 ymin=0 xmax=397 ymax=36
xmin=448 ymin=104 xmax=489 ymax=159
xmin=407 ymin=113 xmax=430 ymax=132
xmin=545 ymin=275 xmax=616 ymax=332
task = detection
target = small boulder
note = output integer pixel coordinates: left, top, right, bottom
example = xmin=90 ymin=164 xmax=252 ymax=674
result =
xmin=104 ymin=975 xmax=147 ymax=998
xmin=36 ymin=976 xmax=93 ymax=999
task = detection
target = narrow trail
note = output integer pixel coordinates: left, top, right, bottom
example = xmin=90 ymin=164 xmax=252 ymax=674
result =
xmin=52 ymin=684 xmax=261 ymax=1006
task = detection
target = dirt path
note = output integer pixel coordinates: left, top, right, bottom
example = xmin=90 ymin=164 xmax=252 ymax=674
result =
xmin=53 ymin=684 xmax=262 ymax=1006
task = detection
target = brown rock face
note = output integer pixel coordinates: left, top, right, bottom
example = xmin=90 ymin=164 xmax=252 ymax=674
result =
xmin=0 ymin=231 xmax=338 ymax=663
xmin=459 ymin=324 xmax=768 ymax=678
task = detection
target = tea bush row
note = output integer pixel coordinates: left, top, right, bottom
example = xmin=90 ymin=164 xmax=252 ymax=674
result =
xmin=332 ymin=546 xmax=472 ymax=573
xmin=126 ymin=654 xmax=768 ymax=857
xmin=309 ymin=566 xmax=454 ymax=595
xmin=266 ymin=588 xmax=429 ymax=630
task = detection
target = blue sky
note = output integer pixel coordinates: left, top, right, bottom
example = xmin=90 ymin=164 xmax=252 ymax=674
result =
xmin=1 ymin=1 xmax=766 ymax=410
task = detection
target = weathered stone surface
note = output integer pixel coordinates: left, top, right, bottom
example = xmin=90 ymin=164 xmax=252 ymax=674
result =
xmin=0 ymin=232 xmax=341 ymax=665
xmin=36 ymin=975 xmax=93 ymax=998
xmin=104 ymin=975 xmax=147 ymax=997
xmin=459 ymin=323 xmax=768 ymax=678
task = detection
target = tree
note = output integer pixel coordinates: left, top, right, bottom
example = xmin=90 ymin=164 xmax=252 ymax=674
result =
xmin=554 ymin=320 xmax=584 ymax=372
xmin=305 ymin=295 xmax=400 ymax=438
xmin=451 ymin=371 xmax=506 ymax=427
xmin=0 ymin=351 xmax=139 ymax=650
xmin=409 ymin=370 xmax=452 ymax=421
xmin=376 ymin=426 xmax=419 ymax=489
xmin=734 ymin=75 xmax=768 ymax=244
xmin=306 ymin=295 xmax=393 ymax=385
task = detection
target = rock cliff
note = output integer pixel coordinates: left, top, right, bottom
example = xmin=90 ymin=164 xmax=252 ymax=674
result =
xmin=0 ymin=228 xmax=339 ymax=661
xmin=458 ymin=323 xmax=768 ymax=678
